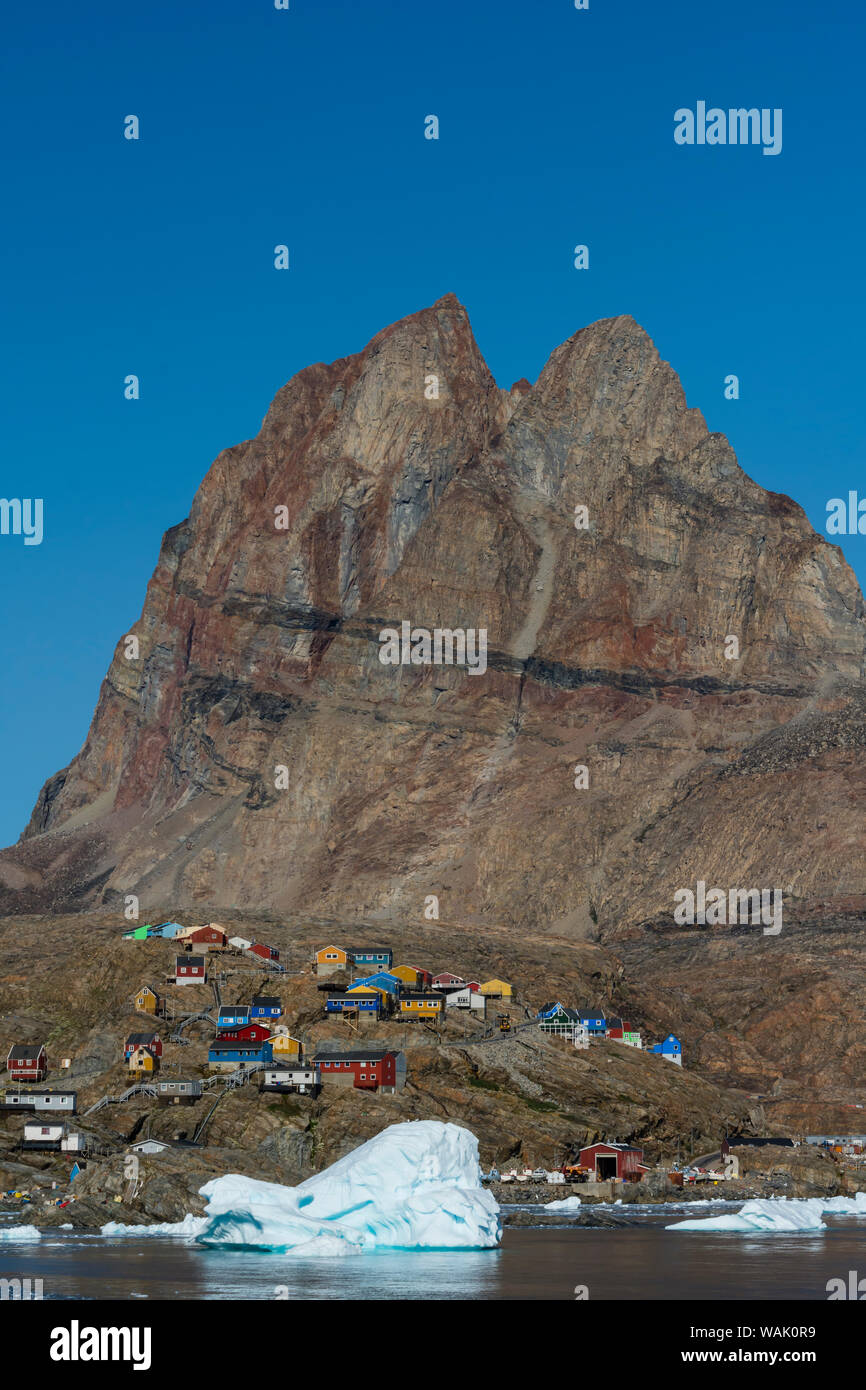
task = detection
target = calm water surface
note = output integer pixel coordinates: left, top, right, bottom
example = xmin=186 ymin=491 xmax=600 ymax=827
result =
xmin=2 ymin=1209 xmax=865 ymax=1300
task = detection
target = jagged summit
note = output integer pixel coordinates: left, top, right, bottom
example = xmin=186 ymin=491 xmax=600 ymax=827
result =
xmin=1 ymin=298 xmax=864 ymax=940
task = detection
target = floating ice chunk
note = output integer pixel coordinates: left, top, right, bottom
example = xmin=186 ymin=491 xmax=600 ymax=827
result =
xmin=0 ymin=1224 xmax=41 ymax=1241
xmin=544 ymin=1196 xmax=582 ymax=1212
xmin=101 ymin=1213 xmax=208 ymax=1238
xmin=667 ymin=1198 xmax=827 ymax=1232
xmin=197 ymin=1120 xmax=501 ymax=1253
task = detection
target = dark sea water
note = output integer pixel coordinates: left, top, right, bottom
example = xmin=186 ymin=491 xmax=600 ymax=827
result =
xmin=2 ymin=1207 xmax=866 ymax=1300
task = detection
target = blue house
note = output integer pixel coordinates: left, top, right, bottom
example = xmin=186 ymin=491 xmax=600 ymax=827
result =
xmin=350 ymin=971 xmax=401 ymax=997
xmin=537 ymin=1001 xmax=566 ymax=1021
xmin=217 ymin=1005 xmax=250 ymax=1027
xmin=326 ymin=992 xmax=380 ymax=1015
xmin=351 ymin=949 xmax=393 ymax=970
xmin=648 ymin=1034 xmax=682 ymax=1066
xmin=250 ymin=995 xmax=282 ymax=1021
xmin=152 ymin=921 xmax=187 ymax=939
xmin=578 ymin=1010 xmax=607 ymax=1035
xmin=208 ymin=1039 xmax=272 ymax=1069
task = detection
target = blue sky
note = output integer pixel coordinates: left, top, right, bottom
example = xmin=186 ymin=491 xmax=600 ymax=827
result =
xmin=1 ymin=0 xmax=864 ymax=847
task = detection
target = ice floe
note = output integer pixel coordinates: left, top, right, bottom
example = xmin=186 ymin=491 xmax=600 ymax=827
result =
xmin=101 ymin=1213 xmax=208 ymax=1238
xmin=666 ymin=1194 xmax=866 ymax=1233
xmin=196 ymin=1120 xmax=500 ymax=1253
xmin=0 ymin=1224 xmax=41 ymax=1241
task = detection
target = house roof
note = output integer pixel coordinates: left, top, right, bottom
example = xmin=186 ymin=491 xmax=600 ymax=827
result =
xmin=126 ymin=1033 xmax=158 ymax=1045
xmin=312 ymin=1047 xmax=394 ymax=1063
xmin=251 ymin=995 xmax=280 ymax=1007
xmin=218 ymin=1005 xmax=249 ymax=1018
xmin=209 ymin=1039 xmax=270 ymax=1053
xmin=400 ymin=991 xmax=444 ymax=1001
xmin=7 ymin=1044 xmax=45 ymax=1060
xmin=178 ymin=955 xmax=205 ymax=967
xmin=606 ymin=1017 xmax=623 ymax=1029
xmin=350 ymin=947 xmax=391 ymax=955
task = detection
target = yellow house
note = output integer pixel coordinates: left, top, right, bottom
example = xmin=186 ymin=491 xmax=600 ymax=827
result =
xmin=271 ymin=1033 xmax=303 ymax=1059
xmin=128 ymin=1045 xmax=156 ymax=1074
xmin=480 ymin=979 xmax=512 ymax=1000
xmin=315 ymin=945 xmax=349 ymax=975
xmin=391 ymin=965 xmax=422 ymax=986
xmin=133 ymin=985 xmax=162 ymax=1015
xmin=346 ymin=982 xmax=389 ymax=1001
xmin=397 ymin=994 xmax=443 ymax=1019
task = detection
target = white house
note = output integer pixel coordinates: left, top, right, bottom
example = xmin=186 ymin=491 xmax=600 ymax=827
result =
xmin=444 ymin=986 xmax=486 ymax=1015
xmin=22 ymin=1121 xmax=84 ymax=1152
xmin=229 ymin=936 xmax=252 ymax=952
xmin=130 ymin=1138 xmax=170 ymax=1155
xmin=260 ymin=1066 xmax=320 ymax=1095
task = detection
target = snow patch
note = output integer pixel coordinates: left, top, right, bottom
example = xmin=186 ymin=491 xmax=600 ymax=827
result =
xmin=196 ymin=1120 xmax=500 ymax=1253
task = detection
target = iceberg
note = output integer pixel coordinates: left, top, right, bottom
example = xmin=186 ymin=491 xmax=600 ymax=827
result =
xmin=667 ymin=1198 xmax=828 ymax=1233
xmin=0 ymin=1224 xmax=41 ymax=1241
xmin=544 ymin=1195 xmax=582 ymax=1213
xmin=196 ymin=1120 xmax=500 ymax=1253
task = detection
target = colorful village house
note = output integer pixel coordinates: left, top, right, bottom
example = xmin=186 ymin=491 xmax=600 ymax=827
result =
xmin=23 ymin=1121 xmax=85 ymax=1153
xmin=350 ymin=948 xmax=393 ymax=970
xmin=479 ymin=978 xmax=512 ymax=1000
xmin=248 ymin=941 xmax=280 ymax=963
xmin=214 ymin=1022 xmax=272 ymax=1044
xmin=648 ymin=1034 xmax=682 ymax=1065
xmin=228 ymin=935 xmax=253 ymax=952
xmin=313 ymin=1047 xmax=407 ymax=1093
xmin=578 ymin=1010 xmax=608 ymax=1035
xmin=122 ymin=924 xmax=155 ymax=940
xmin=208 ymin=1038 xmax=273 ymax=1072
xmin=348 ymin=971 xmax=402 ymax=998
xmin=396 ymin=991 xmax=444 ymax=1020
xmin=133 ymin=984 xmax=165 ymax=1016
xmin=250 ymin=995 xmax=282 ymax=1021
xmin=326 ymin=990 xmax=381 ymax=1017
xmin=270 ymin=1031 xmax=303 ymax=1060
xmin=184 ymin=924 xmax=227 ymax=951
xmin=157 ymin=1079 xmax=203 ymax=1105
xmin=151 ymin=920 xmax=188 ymax=939
xmin=605 ymin=1017 xmax=625 ymax=1038
xmin=431 ymin=972 xmax=464 ymax=988
xmin=391 ymin=964 xmax=423 ymax=986
xmin=174 ymin=954 xmax=206 ymax=985
xmin=6 ymin=1044 xmax=48 ymax=1082
xmin=0 ymin=1088 xmax=77 ymax=1114
xmin=260 ymin=1065 xmax=321 ymax=1097
xmin=314 ymin=945 xmax=350 ymax=976
xmin=578 ymin=1142 xmax=647 ymax=1182
xmin=217 ymin=1005 xmax=251 ymax=1027
xmin=124 ymin=1032 xmax=163 ymax=1061
xmin=445 ymin=986 xmax=486 ymax=1015
xmin=128 ymin=1044 xmax=158 ymax=1075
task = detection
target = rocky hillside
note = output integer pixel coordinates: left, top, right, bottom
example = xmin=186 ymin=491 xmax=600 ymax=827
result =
xmin=1 ymin=295 xmax=865 ymax=1118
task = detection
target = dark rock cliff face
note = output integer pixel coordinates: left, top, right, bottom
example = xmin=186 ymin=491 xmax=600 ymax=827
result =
xmin=2 ymin=294 xmax=865 ymax=954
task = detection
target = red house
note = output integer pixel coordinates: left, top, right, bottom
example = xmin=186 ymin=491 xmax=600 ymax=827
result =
xmin=7 ymin=1044 xmax=47 ymax=1081
xmin=431 ymin=972 xmax=464 ymax=988
xmin=175 ymin=954 xmax=207 ymax=984
xmin=185 ymin=925 xmax=227 ymax=950
xmin=313 ymin=1047 xmax=407 ymax=1093
xmin=249 ymin=941 xmax=279 ymax=962
xmin=578 ymin=1142 xmax=647 ymax=1182
xmin=215 ymin=1022 xmax=272 ymax=1044
xmin=124 ymin=1032 xmax=164 ymax=1059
